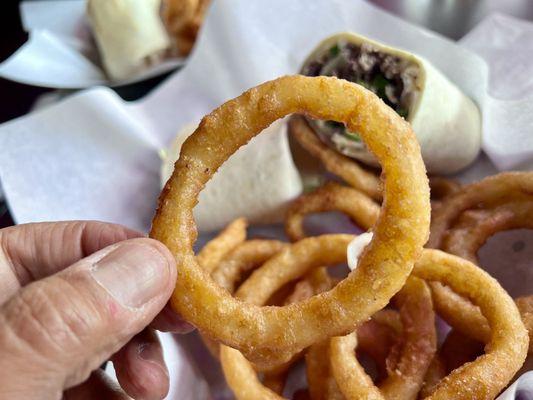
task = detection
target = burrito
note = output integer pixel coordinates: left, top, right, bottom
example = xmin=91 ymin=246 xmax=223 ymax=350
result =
xmin=300 ymin=33 xmax=482 ymax=174
xmin=160 ymin=120 xmax=303 ymax=232
xmin=87 ymin=0 xmax=171 ymax=81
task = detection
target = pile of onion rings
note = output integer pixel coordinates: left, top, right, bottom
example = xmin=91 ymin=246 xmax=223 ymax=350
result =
xmin=162 ymin=0 xmax=210 ymax=55
xmin=430 ymin=173 xmax=533 ymax=354
xmin=150 ymin=75 xmax=530 ymax=399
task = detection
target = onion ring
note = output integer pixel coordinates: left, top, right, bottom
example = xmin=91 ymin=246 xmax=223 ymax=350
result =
xmin=356 ymin=314 xmax=401 ymax=379
xmin=220 ymin=347 xmax=282 ymax=400
xmin=420 ymin=356 xmax=446 ymax=398
xmin=517 ymin=296 xmax=533 ymax=351
xmin=429 ymin=177 xmax=462 ymax=211
xmin=289 ymin=237 xmax=527 ymax=398
xmin=261 ymin=268 xmax=335 ymax=395
xmin=210 ymin=239 xmax=287 ymax=293
xmin=435 ymin=201 xmax=533 ymax=352
xmin=221 ymin=267 xmax=335 ymax=399
xmin=412 ymin=249 xmax=528 ymax=398
xmin=429 ymin=177 xmax=461 ymax=201
xmin=289 ymin=115 xmax=382 ymax=201
xmin=196 ymin=217 xmax=247 ymax=273
xmin=285 ymin=181 xmax=380 ymax=241
xmin=202 ymin=239 xmax=287 ymax=359
xmin=442 ymin=201 xmax=533 ymax=263
xmin=307 ymin=310 xmax=400 ymax=400
xmin=430 ymin=284 xmax=490 ymax=344
xmin=229 ymin=234 xmax=364 ymax=366
xmin=428 ymin=172 xmax=533 ymax=248
xmin=371 ymin=309 xmax=403 ymax=336
xmin=420 ymin=330 xmax=484 ymax=397
xmin=282 ymin=267 xmax=333 ymax=304
xmin=330 ymin=276 xmax=436 ymax=400
xmin=306 ymin=340 xmax=345 ymax=400
xmin=150 ymin=75 xmax=430 ymax=363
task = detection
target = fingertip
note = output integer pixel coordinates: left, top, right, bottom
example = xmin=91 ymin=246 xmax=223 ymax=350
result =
xmin=80 ymin=221 xmax=144 ymax=255
xmin=114 ymin=331 xmax=170 ymax=400
xmin=152 ymin=305 xmax=196 ymax=334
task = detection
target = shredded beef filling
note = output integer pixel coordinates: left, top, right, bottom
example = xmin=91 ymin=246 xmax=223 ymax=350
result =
xmin=302 ymin=41 xmax=420 ymax=157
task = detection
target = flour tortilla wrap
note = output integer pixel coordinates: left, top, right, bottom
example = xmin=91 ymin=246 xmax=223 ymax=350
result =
xmin=87 ymin=0 xmax=170 ymax=81
xmin=161 ymin=120 xmax=303 ymax=232
xmin=301 ymin=33 xmax=481 ymax=174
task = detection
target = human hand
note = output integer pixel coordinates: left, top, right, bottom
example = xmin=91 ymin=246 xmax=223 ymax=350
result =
xmin=0 ymin=221 xmax=192 ymax=400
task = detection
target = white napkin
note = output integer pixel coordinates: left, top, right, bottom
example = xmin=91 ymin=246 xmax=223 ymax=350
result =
xmin=498 ymin=371 xmax=533 ymax=400
xmin=0 ymin=0 xmax=532 ymax=398
xmin=460 ymin=13 xmax=533 ymax=170
xmin=0 ymin=0 xmax=183 ymax=88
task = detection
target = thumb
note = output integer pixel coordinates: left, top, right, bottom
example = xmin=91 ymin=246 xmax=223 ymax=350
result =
xmin=0 ymin=238 xmax=176 ymax=399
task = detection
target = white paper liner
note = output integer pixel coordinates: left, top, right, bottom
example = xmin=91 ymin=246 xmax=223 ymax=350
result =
xmin=0 ymin=0 xmax=532 ymax=398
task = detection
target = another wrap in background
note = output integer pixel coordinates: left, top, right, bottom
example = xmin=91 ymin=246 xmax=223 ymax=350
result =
xmin=302 ymin=33 xmax=481 ymax=174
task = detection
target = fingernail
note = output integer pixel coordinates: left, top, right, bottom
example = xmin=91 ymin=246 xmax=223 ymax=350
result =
xmin=92 ymin=242 xmax=171 ymax=308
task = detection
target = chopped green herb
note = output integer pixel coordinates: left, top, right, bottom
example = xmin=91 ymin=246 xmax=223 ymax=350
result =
xmin=329 ymin=44 xmax=340 ymax=57
xmin=344 ymin=131 xmax=361 ymax=142
xmin=372 ymin=73 xmax=389 ymax=98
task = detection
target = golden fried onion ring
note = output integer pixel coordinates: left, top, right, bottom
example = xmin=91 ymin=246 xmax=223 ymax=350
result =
xmin=435 ymin=201 xmax=533 ymax=352
xmin=201 ymin=238 xmax=287 ymax=359
xmin=306 ymin=340 xmax=345 ymax=400
xmin=221 ymin=347 xmax=282 ymax=400
xmin=162 ymin=0 xmax=210 ymax=55
xmin=289 ymin=115 xmax=383 ymax=201
xmin=428 ymin=172 xmax=533 ymax=248
xmin=430 ymin=284 xmax=490 ymax=345
xmin=211 ymin=239 xmax=287 ymax=293
xmin=353 ymin=313 xmax=401 ymax=380
xmin=428 ymin=177 xmax=461 ymax=201
xmin=306 ymin=310 xmax=400 ymax=400
xmin=285 ymin=181 xmax=380 ymax=242
xmin=443 ymin=201 xmax=533 ymax=263
xmin=225 ymin=234 xmax=354 ymax=368
xmin=517 ymin=296 xmax=533 ymax=353
xmin=260 ymin=269 xmax=335 ymax=396
xmin=196 ymin=217 xmax=247 ymax=273
xmin=330 ymin=276 xmax=436 ymax=400
xmin=253 ymin=237 xmax=527 ymax=398
xmin=412 ymin=249 xmax=528 ymax=398
xmin=221 ymin=267 xmax=335 ymax=399
xmin=150 ymin=75 xmax=430 ymax=363
xmin=420 ymin=330 xmax=484 ymax=398
xmin=420 ymin=356 xmax=446 ymax=399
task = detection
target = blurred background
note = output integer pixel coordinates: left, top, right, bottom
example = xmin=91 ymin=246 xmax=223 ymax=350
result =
xmin=1 ymin=0 xmax=533 ymax=228
xmin=2 ymin=0 xmax=533 ymax=121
